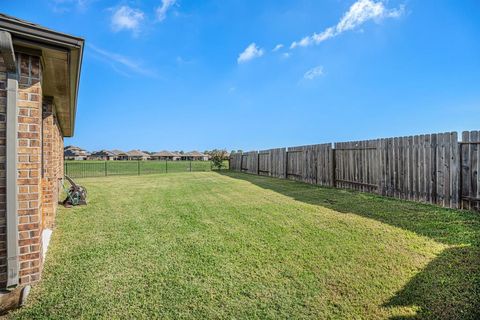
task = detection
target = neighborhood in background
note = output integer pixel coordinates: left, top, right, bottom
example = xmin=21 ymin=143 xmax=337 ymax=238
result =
xmin=63 ymin=145 xmax=226 ymax=161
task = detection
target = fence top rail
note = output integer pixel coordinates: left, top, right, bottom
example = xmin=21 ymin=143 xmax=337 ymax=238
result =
xmin=233 ymin=130 xmax=475 ymax=158
xmin=288 ymin=143 xmax=331 ymax=150
xmin=335 ymin=147 xmax=378 ymax=151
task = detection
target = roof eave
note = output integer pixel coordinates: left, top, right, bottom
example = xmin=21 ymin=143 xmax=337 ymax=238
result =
xmin=0 ymin=14 xmax=84 ymax=137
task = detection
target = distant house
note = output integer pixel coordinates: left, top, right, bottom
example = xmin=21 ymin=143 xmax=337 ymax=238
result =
xmin=151 ymin=151 xmax=181 ymax=161
xmin=110 ymin=149 xmax=125 ymax=160
xmin=171 ymin=151 xmax=182 ymax=159
xmin=118 ymin=150 xmax=151 ymax=161
xmin=64 ymin=146 xmax=90 ymax=160
xmin=90 ymin=150 xmax=115 ymax=161
xmin=182 ymin=151 xmax=209 ymax=161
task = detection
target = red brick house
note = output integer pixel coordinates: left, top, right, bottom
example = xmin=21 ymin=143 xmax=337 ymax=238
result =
xmin=0 ymin=14 xmax=84 ymax=289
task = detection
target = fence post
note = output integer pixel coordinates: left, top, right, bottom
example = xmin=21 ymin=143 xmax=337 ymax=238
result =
xmin=138 ymin=160 xmax=140 ymax=175
xmin=105 ymin=161 xmax=107 ymax=176
xmin=189 ymin=160 xmax=192 ymax=172
xmin=331 ymin=147 xmax=336 ymax=188
xmin=257 ymin=152 xmax=260 ymax=175
xmin=458 ymin=140 xmax=463 ymax=210
xmin=240 ymin=153 xmax=243 ymax=173
xmin=166 ymin=159 xmax=168 ymax=173
xmin=285 ymin=151 xmax=288 ymax=179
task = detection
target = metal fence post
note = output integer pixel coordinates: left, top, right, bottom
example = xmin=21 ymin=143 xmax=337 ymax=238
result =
xmin=166 ymin=159 xmax=168 ymax=173
xmin=138 ymin=160 xmax=140 ymax=175
xmin=105 ymin=161 xmax=107 ymax=176
xmin=190 ymin=160 xmax=192 ymax=172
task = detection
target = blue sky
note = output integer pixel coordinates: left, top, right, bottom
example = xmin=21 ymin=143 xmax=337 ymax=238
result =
xmin=2 ymin=0 xmax=480 ymax=152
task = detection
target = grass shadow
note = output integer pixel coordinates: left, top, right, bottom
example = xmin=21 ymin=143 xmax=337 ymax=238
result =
xmin=385 ymin=246 xmax=480 ymax=319
xmin=217 ymin=171 xmax=480 ymax=319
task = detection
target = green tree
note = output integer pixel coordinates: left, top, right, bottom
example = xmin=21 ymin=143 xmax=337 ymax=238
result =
xmin=210 ymin=149 xmax=228 ymax=169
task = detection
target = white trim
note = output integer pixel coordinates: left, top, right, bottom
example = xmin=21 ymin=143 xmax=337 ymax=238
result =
xmin=41 ymin=229 xmax=53 ymax=260
xmin=6 ymin=64 xmax=19 ymax=287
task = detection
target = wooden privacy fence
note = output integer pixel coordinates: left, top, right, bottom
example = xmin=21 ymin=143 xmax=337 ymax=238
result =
xmin=461 ymin=131 xmax=480 ymax=211
xmin=229 ymin=130 xmax=480 ymax=211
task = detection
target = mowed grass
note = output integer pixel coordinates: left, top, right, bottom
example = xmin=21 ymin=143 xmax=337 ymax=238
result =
xmin=64 ymin=160 xmax=224 ymax=179
xmin=10 ymin=172 xmax=480 ymax=319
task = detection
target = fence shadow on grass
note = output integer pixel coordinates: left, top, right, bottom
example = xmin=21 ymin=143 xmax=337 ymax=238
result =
xmin=217 ymin=171 xmax=480 ymax=320
xmin=385 ymin=245 xmax=479 ymax=319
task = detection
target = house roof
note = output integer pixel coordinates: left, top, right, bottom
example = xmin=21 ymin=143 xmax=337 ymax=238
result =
xmin=152 ymin=150 xmax=176 ymax=157
xmin=64 ymin=148 xmax=90 ymax=156
xmin=91 ymin=150 xmax=114 ymax=156
xmin=110 ymin=149 xmax=125 ymax=155
xmin=185 ymin=151 xmax=208 ymax=157
xmin=0 ymin=13 xmax=84 ymax=137
xmin=126 ymin=150 xmax=151 ymax=157
xmin=64 ymin=145 xmax=85 ymax=151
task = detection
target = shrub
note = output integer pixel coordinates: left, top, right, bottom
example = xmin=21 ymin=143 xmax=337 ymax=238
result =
xmin=210 ymin=149 xmax=228 ymax=169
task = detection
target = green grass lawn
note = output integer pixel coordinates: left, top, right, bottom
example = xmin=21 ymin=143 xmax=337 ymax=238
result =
xmin=10 ymin=172 xmax=480 ymax=319
xmin=64 ymin=160 xmax=227 ymax=178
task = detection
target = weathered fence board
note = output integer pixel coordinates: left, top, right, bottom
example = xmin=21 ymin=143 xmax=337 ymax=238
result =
xmin=334 ymin=139 xmax=379 ymax=193
xmin=229 ymin=153 xmax=242 ymax=171
xmin=270 ymin=148 xmax=287 ymax=179
xmin=285 ymin=144 xmax=332 ymax=185
xmin=258 ymin=150 xmax=270 ymax=176
xmin=461 ymin=131 xmax=480 ymax=211
xmin=376 ymin=132 xmax=458 ymax=207
xmin=229 ymin=130 xmax=479 ymax=211
xmin=316 ymin=144 xmax=334 ymax=187
xmin=239 ymin=151 xmax=258 ymax=174
xmin=287 ymin=145 xmax=315 ymax=184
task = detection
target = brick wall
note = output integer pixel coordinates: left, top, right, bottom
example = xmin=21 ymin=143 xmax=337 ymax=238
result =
xmin=42 ymin=98 xmax=64 ymax=229
xmin=17 ymin=53 xmax=43 ymax=285
xmin=0 ymin=52 xmax=65 ymax=288
xmin=0 ymin=57 xmax=7 ymax=288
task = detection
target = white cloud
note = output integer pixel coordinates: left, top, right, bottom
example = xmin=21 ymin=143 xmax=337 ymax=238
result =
xmin=111 ymin=6 xmax=145 ymax=34
xmin=156 ymin=0 xmax=177 ymax=22
xmin=50 ymin=0 xmax=95 ymax=13
xmin=272 ymin=44 xmax=284 ymax=52
xmin=89 ymin=44 xmax=156 ymax=77
xmin=304 ymin=66 xmax=324 ymax=80
xmin=237 ymin=43 xmax=264 ymax=64
xmin=291 ymin=0 xmax=404 ymax=48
